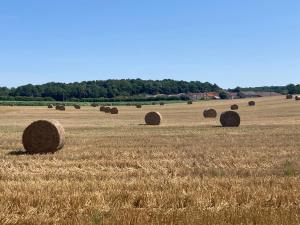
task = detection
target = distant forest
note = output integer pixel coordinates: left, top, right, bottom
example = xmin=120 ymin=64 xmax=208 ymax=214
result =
xmin=0 ymin=79 xmax=299 ymax=102
xmin=0 ymin=79 xmax=220 ymax=102
xmin=229 ymin=84 xmax=300 ymax=95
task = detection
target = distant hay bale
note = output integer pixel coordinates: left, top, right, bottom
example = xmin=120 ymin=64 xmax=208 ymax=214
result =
xmin=91 ymin=103 xmax=99 ymax=107
xmin=136 ymin=104 xmax=142 ymax=108
xmin=187 ymin=100 xmax=193 ymax=104
xmin=248 ymin=101 xmax=256 ymax=106
xmin=203 ymin=108 xmax=217 ymax=118
xmin=104 ymin=107 xmax=111 ymax=113
xmin=145 ymin=112 xmax=162 ymax=125
xmin=56 ymin=105 xmax=65 ymax=111
xmin=100 ymin=105 xmax=106 ymax=112
xmin=74 ymin=104 xmax=81 ymax=109
xmin=286 ymin=94 xmax=293 ymax=99
xmin=48 ymin=104 xmax=54 ymax=109
xmin=22 ymin=120 xmax=65 ymax=154
xmin=110 ymin=107 xmax=119 ymax=114
xmin=296 ymin=96 xmax=300 ymax=101
xmin=230 ymin=104 xmax=238 ymax=110
xmin=160 ymin=102 xmax=165 ymax=106
xmin=152 ymin=102 xmax=157 ymax=105
xmin=220 ymin=111 xmax=240 ymax=127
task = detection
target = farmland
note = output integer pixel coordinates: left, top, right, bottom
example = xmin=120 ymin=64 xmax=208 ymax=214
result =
xmin=0 ymin=96 xmax=299 ymax=225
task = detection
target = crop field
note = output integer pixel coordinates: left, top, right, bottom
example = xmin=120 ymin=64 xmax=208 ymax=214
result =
xmin=0 ymin=96 xmax=299 ymax=225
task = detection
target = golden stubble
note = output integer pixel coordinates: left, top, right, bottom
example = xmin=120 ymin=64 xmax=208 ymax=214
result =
xmin=0 ymin=96 xmax=299 ymax=225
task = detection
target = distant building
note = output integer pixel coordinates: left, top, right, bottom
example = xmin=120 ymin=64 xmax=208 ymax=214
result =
xmin=228 ymin=92 xmax=239 ymax=99
xmin=186 ymin=92 xmax=219 ymax=100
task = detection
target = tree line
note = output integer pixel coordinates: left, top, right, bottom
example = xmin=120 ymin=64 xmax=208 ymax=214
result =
xmin=229 ymin=84 xmax=300 ymax=95
xmin=0 ymin=79 xmax=220 ymax=101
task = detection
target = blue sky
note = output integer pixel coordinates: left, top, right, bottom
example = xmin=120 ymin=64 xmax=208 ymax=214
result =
xmin=0 ymin=0 xmax=299 ymax=88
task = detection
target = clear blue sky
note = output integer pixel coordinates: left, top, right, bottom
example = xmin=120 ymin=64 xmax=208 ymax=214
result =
xmin=0 ymin=0 xmax=299 ymax=88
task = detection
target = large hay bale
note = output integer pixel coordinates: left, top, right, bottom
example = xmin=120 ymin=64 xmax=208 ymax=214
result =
xmin=48 ymin=104 xmax=54 ymax=109
xmin=203 ymin=108 xmax=217 ymax=118
xmin=296 ymin=96 xmax=300 ymax=101
xmin=145 ymin=112 xmax=162 ymax=125
xmin=152 ymin=102 xmax=157 ymax=105
xmin=187 ymin=100 xmax=193 ymax=105
xmin=104 ymin=107 xmax=111 ymax=113
xmin=56 ymin=105 xmax=65 ymax=111
xmin=248 ymin=101 xmax=256 ymax=106
xmin=110 ymin=107 xmax=119 ymax=114
xmin=136 ymin=104 xmax=142 ymax=108
xmin=230 ymin=104 xmax=238 ymax=110
xmin=74 ymin=104 xmax=81 ymax=109
xmin=22 ymin=120 xmax=65 ymax=154
xmin=286 ymin=94 xmax=293 ymax=99
xmin=91 ymin=103 xmax=99 ymax=107
xmin=100 ymin=105 xmax=106 ymax=112
xmin=220 ymin=111 xmax=240 ymax=127
xmin=159 ymin=102 xmax=165 ymax=106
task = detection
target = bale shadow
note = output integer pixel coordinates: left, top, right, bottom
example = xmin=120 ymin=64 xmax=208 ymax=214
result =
xmin=7 ymin=149 xmax=28 ymax=155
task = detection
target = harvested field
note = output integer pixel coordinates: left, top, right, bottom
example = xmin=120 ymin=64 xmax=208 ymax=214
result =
xmin=0 ymin=96 xmax=300 ymax=225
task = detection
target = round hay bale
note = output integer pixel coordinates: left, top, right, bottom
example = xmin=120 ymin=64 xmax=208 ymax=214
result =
xmin=296 ymin=96 xmax=300 ymax=101
xmin=187 ymin=100 xmax=193 ymax=104
xmin=100 ymin=105 xmax=106 ymax=112
xmin=286 ymin=94 xmax=293 ymax=99
xmin=220 ymin=111 xmax=240 ymax=127
xmin=248 ymin=101 xmax=256 ymax=106
xmin=230 ymin=104 xmax=238 ymax=110
xmin=91 ymin=103 xmax=99 ymax=107
xmin=136 ymin=104 xmax=142 ymax=108
xmin=55 ymin=103 xmax=65 ymax=106
xmin=74 ymin=104 xmax=81 ymax=109
xmin=22 ymin=120 xmax=65 ymax=154
xmin=104 ymin=107 xmax=111 ymax=113
xmin=56 ymin=105 xmax=65 ymax=111
xmin=160 ymin=102 xmax=165 ymax=106
xmin=152 ymin=102 xmax=157 ymax=105
xmin=203 ymin=108 xmax=217 ymax=118
xmin=145 ymin=112 xmax=162 ymax=125
xmin=48 ymin=104 xmax=54 ymax=109
xmin=110 ymin=107 xmax=119 ymax=114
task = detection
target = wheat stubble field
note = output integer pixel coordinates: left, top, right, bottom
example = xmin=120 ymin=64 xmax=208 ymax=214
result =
xmin=0 ymin=96 xmax=299 ymax=225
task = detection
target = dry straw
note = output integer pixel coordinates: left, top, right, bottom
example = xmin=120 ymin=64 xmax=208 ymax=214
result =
xmin=48 ymin=104 xmax=54 ymax=109
xmin=220 ymin=111 xmax=240 ymax=127
xmin=56 ymin=105 xmax=65 ymax=111
xmin=22 ymin=120 xmax=65 ymax=154
xmin=145 ymin=112 xmax=162 ymax=125
xmin=203 ymin=108 xmax=217 ymax=118
xmin=136 ymin=104 xmax=142 ymax=108
xmin=110 ymin=107 xmax=119 ymax=114
xmin=286 ymin=94 xmax=293 ymax=99
xmin=296 ymin=96 xmax=300 ymax=101
xmin=231 ymin=104 xmax=238 ymax=110
xmin=248 ymin=101 xmax=256 ymax=106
